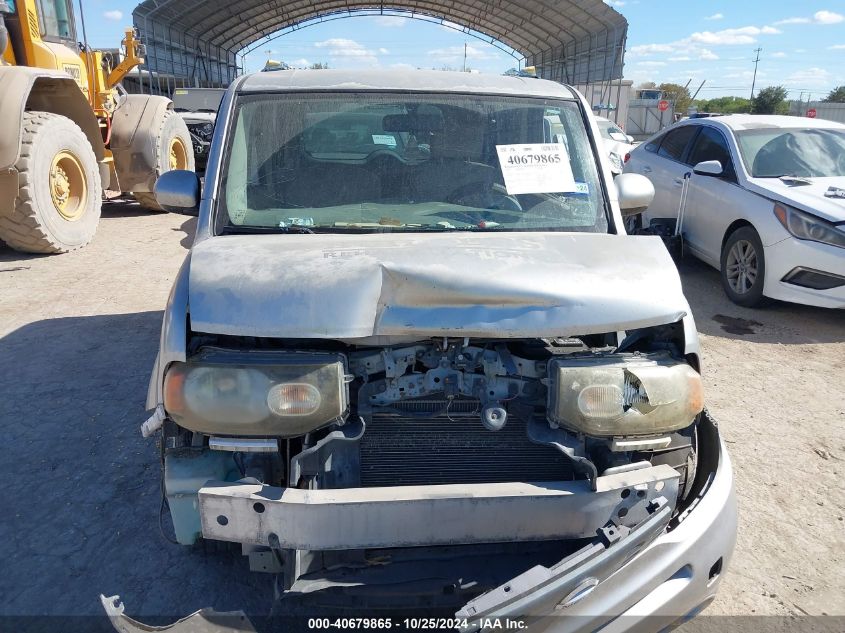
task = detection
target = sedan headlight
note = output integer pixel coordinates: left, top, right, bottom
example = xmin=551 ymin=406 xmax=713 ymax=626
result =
xmin=548 ymin=353 xmax=703 ymax=437
xmin=164 ymin=350 xmax=348 ymax=436
xmin=774 ymin=203 xmax=845 ymax=249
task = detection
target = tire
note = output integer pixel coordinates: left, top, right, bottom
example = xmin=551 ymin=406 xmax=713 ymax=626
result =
xmin=720 ymin=225 xmax=768 ymax=307
xmin=0 ymin=112 xmax=101 ymax=254
xmin=133 ymin=110 xmax=195 ymax=211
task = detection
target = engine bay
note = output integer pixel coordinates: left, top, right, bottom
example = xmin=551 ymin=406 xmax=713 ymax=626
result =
xmin=165 ymin=324 xmax=700 ymax=499
xmin=156 ymin=323 xmax=709 ymax=612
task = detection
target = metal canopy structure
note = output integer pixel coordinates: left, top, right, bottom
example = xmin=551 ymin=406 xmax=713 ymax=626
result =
xmin=132 ymin=1 xmax=627 ymax=94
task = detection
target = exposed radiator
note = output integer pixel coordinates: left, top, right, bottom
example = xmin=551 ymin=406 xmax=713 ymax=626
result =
xmin=360 ymin=399 xmax=574 ymax=487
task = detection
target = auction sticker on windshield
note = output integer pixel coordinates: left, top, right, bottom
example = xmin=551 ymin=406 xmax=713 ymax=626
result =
xmin=496 ymin=143 xmax=577 ymax=195
xmin=372 ymin=134 xmax=397 ymax=147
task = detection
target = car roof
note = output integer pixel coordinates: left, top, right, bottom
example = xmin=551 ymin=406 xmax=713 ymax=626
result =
xmin=236 ymin=69 xmax=580 ymax=100
xmin=693 ymin=114 xmax=845 ymax=131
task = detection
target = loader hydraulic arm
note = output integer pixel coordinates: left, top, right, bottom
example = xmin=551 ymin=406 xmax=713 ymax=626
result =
xmin=106 ymin=29 xmax=145 ymax=89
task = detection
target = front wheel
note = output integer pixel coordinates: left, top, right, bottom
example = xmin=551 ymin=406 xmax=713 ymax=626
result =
xmin=133 ymin=110 xmax=194 ymax=211
xmin=0 ymin=112 xmax=101 ymax=253
xmin=720 ymin=225 xmax=768 ymax=307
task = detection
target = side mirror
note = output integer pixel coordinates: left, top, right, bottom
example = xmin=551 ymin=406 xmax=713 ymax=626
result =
xmin=154 ymin=170 xmax=200 ymax=215
xmin=615 ymin=173 xmax=655 ymax=217
xmin=692 ymin=160 xmax=723 ymax=177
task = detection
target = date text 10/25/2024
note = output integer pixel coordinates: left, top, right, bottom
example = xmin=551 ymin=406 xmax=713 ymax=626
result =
xmin=307 ymin=618 xmax=528 ymax=630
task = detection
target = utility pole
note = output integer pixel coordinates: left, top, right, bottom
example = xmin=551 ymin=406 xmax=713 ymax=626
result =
xmin=750 ymin=47 xmax=762 ymax=102
xmin=463 ymin=43 xmax=467 ymax=72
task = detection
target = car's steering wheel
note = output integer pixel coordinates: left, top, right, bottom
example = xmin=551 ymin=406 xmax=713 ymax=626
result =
xmin=446 ymin=181 xmax=523 ymax=212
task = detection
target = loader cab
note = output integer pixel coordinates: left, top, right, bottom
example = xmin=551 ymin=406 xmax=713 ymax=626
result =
xmin=35 ymin=0 xmax=77 ymax=47
xmin=3 ymin=0 xmax=80 ymax=69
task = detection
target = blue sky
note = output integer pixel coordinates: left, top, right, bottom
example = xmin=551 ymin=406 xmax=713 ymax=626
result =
xmin=80 ymin=1 xmax=844 ymax=99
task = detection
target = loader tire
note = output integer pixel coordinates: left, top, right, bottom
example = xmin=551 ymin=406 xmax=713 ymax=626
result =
xmin=133 ymin=110 xmax=194 ymax=212
xmin=0 ymin=112 xmax=101 ymax=254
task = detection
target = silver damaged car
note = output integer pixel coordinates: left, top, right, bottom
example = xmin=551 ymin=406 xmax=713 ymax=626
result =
xmin=106 ymin=70 xmax=737 ymax=632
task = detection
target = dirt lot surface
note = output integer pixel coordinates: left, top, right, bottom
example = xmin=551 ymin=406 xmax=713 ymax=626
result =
xmin=1 ymin=201 xmax=843 ymax=626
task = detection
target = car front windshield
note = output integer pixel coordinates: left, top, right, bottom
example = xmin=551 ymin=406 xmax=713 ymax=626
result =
xmin=172 ymin=89 xmax=225 ymax=113
xmin=217 ymin=92 xmax=609 ymax=234
xmin=735 ymin=127 xmax=845 ymax=178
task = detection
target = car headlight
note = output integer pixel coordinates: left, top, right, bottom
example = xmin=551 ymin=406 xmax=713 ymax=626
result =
xmin=774 ymin=203 xmax=845 ymax=249
xmin=164 ymin=350 xmax=349 ymax=437
xmin=547 ymin=353 xmax=703 ymax=437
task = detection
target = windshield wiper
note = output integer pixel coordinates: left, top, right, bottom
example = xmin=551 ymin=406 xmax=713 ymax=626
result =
xmin=414 ymin=224 xmax=480 ymax=232
xmin=758 ymin=174 xmax=812 ymax=185
xmin=220 ymin=225 xmax=315 ymax=235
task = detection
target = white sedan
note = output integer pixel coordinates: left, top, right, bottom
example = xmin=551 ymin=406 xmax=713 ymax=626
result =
xmin=595 ymin=116 xmax=635 ymax=174
xmin=625 ymin=115 xmax=845 ymax=308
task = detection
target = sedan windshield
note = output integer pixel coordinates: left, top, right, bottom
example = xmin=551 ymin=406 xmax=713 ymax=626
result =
xmin=735 ymin=127 xmax=845 ymax=178
xmin=217 ymin=92 xmax=608 ymax=234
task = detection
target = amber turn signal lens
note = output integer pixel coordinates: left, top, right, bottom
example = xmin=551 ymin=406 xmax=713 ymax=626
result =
xmin=267 ymin=383 xmax=321 ymax=416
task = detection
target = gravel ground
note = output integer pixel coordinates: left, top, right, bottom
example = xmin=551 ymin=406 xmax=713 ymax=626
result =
xmin=0 ymin=201 xmax=842 ymax=627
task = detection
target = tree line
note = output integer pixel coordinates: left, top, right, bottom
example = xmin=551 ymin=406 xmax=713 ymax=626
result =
xmin=638 ymin=82 xmax=845 ymax=115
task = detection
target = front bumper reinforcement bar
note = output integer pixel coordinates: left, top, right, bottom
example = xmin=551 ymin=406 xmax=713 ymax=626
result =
xmin=198 ymin=464 xmax=679 ymax=550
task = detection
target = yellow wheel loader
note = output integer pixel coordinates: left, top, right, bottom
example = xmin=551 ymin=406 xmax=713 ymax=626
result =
xmin=0 ymin=0 xmax=194 ymax=253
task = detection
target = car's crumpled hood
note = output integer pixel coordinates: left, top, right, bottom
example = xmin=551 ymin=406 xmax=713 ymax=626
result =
xmin=188 ymin=232 xmax=688 ymax=341
xmin=745 ymin=176 xmax=845 ymax=223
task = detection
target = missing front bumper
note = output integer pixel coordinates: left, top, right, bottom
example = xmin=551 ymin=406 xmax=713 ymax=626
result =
xmin=198 ymin=464 xmax=679 ymax=550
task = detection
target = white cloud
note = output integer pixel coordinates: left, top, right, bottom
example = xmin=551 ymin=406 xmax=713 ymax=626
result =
xmin=794 ymin=48 xmax=807 ymax=53
xmin=428 ymin=44 xmax=498 ymax=63
xmin=668 ymin=56 xmax=691 ymax=61
xmin=374 ymin=16 xmax=407 ymax=27
xmin=814 ymin=10 xmax=844 ymax=24
xmin=604 ymin=1 xmax=626 ymax=7
xmin=775 ymin=10 xmax=844 ymax=26
xmin=774 ymin=17 xmax=810 ymax=25
xmin=771 ymin=51 xmax=787 ymax=58
xmin=103 ymin=10 xmax=123 ymax=21
xmin=828 ymin=44 xmax=845 ymax=50
xmin=628 ymin=43 xmax=675 ymax=56
xmin=705 ymin=13 xmax=724 ymax=21
xmin=378 ymin=48 xmax=389 ymax=55
xmin=689 ymin=26 xmax=780 ymax=46
xmin=784 ymin=66 xmax=832 ymax=88
xmin=314 ymin=38 xmax=381 ymax=66
xmin=725 ymin=71 xmax=758 ymax=79
xmin=289 ymin=58 xmax=311 ymax=68
xmin=636 ymin=61 xmax=667 ymax=67
xmin=629 ymin=24 xmax=779 ymax=62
